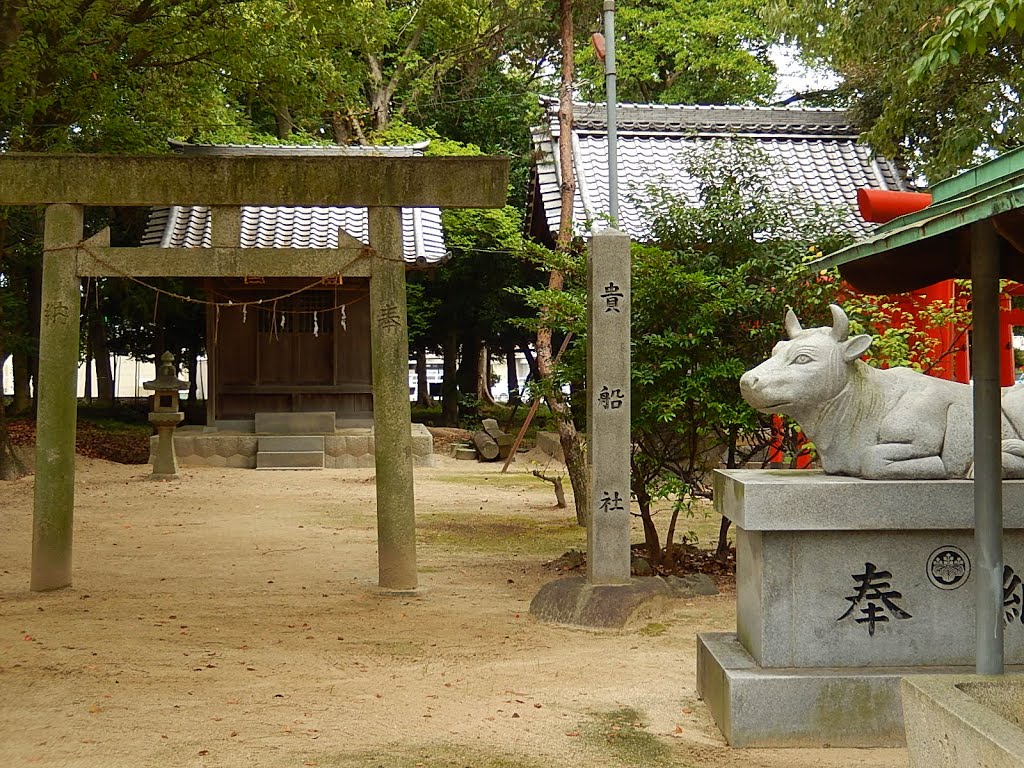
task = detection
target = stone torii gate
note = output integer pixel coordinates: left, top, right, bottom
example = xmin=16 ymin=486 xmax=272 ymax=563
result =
xmin=0 ymin=153 xmax=507 ymax=593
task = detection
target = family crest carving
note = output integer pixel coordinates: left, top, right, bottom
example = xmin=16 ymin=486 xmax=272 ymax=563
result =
xmin=739 ymin=304 xmax=1024 ymax=479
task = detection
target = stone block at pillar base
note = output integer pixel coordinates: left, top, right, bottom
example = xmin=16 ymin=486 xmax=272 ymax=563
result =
xmin=696 ymin=632 xmax=1024 ymax=748
xmin=529 ymin=575 xmax=675 ymax=629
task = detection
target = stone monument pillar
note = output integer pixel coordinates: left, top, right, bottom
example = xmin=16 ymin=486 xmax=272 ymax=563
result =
xmin=586 ymin=228 xmax=632 ymax=585
xmin=528 ymin=228 xmax=680 ymax=627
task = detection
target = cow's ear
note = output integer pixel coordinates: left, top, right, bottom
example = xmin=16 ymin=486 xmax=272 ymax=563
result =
xmin=843 ymin=334 xmax=872 ymax=361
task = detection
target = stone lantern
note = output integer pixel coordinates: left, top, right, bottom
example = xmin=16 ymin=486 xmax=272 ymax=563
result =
xmin=144 ymin=351 xmax=190 ymax=480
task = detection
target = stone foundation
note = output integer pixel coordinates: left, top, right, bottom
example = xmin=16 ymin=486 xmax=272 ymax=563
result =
xmin=699 ymin=469 xmax=1024 ymax=748
xmin=149 ymin=423 xmax=435 ymax=469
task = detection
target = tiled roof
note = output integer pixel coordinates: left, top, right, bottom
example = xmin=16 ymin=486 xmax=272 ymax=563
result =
xmin=529 ymin=101 xmax=911 ymax=241
xmin=142 ymin=142 xmax=447 ymax=264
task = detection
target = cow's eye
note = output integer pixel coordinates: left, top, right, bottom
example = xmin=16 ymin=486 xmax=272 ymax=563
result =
xmin=792 ymin=353 xmax=813 ymax=364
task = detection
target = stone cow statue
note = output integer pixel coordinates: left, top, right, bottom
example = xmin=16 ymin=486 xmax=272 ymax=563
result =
xmin=739 ymin=304 xmax=1024 ymax=480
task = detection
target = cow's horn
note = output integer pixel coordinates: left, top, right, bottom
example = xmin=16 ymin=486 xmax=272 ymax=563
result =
xmin=830 ymin=304 xmax=850 ymax=341
xmin=784 ymin=309 xmax=802 ymax=338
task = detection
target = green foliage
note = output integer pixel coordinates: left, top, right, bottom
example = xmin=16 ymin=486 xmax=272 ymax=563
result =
xmin=911 ymin=1 xmax=1024 ymax=79
xmin=577 ymin=0 xmax=778 ymax=105
xmin=762 ymin=0 xmax=1024 ymax=179
xmin=628 ymin=142 xmax=851 ymax=501
xmin=838 ymin=290 xmax=973 ymax=374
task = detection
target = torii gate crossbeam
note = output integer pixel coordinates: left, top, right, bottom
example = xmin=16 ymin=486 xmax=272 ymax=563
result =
xmin=0 ymin=153 xmax=508 ymax=593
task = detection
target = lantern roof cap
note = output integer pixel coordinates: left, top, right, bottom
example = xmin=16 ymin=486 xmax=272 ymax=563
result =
xmin=143 ymin=351 xmax=190 ymax=392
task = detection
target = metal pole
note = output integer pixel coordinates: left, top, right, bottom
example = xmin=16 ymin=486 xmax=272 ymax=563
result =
xmin=971 ymin=219 xmax=1004 ymax=675
xmin=603 ymin=0 xmax=618 ymax=223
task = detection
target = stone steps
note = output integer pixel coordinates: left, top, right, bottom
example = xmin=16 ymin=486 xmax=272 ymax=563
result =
xmin=256 ymin=435 xmax=325 ymax=470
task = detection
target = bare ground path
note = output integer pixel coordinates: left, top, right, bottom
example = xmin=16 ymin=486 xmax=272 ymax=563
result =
xmin=0 ymin=456 xmax=906 ymax=768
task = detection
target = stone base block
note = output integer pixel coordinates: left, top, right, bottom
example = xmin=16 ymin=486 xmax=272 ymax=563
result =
xmin=256 ymin=451 xmax=324 ymax=469
xmin=697 ymin=632 xmax=1024 ymax=748
xmin=152 ymin=424 xmax=434 ymax=470
xmin=258 ymin=435 xmax=325 ymax=452
xmin=212 ymin=419 xmax=255 ymax=433
xmin=716 ymin=470 xmax=1024 ymax=669
xmin=255 ymin=411 xmax=335 ymax=434
xmin=902 ymin=675 xmax=1024 ymax=768
xmin=529 ymin=576 xmax=675 ymax=629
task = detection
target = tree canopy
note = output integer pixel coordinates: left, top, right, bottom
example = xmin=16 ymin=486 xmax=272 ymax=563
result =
xmin=762 ymin=0 xmax=1024 ymax=179
xmin=576 ymin=0 xmax=778 ymax=105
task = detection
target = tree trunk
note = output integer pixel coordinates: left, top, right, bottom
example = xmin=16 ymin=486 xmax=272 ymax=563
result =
xmin=457 ymin=333 xmax=481 ymax=404
xmin=0 ymin=380 xmax=27 ymax=480
xmin=27 ymin=255 xmax=42 ymax=408
xmin=274 ymin=101 xmax=294 ymax=140
xmin=476 ymin=345 xmax=496 ymax=405
xmin=186 ymin=348 xmax=200 ymax=406
xmin=8 ymin=258 xmax=31 ymax=413
xmin=0 ymin=297 xmax=27 ymax=480
xmin=505 ymin=346 xmax=521 ymax=404
xmin=88 ymin=308 xmax=114 ymax=407
xmin=533 ymin=0 xmax=589 ymax=528
xmin=636 ymin=486 xmax=661 ymax=568
xmin=83 ymin=346 xmax=92 ymax=402
xmin=716 ymin=425 xmax=739 ymax=561
xmin=520 ymin=344 xmax=537 ymax=381
xmin=415 ymin=345 xmax=433 ymax=407
xmin=12 ymin=350 xmax=30 ymax=414
xmin=441 ymin=330 xmax=459 ymax=426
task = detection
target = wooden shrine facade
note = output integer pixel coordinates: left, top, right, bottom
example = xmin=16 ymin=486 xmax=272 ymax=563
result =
xmin=207 ymin=277 xmax=373 ymax=422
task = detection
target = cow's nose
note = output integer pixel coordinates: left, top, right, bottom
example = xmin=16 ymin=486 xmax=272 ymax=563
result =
xmin=740 ymin=372 xmax=758 ymax=389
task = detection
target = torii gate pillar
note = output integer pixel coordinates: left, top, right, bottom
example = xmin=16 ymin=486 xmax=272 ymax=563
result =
xmin=0 ymin=153 xmax=507 ymax=593
xmin=369 ymin=207 xmax=417 ymax=591
xmin=32 ymin=204 xmax=84 ymax=591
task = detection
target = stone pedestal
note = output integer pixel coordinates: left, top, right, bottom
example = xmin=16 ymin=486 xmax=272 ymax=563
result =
xmin=698 ymin=469 xmax=1024 ymax=747
xmin=149 ymin=411 xmax=184 ymax=479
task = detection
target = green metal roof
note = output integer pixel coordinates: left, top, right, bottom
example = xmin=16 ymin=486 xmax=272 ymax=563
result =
xmin=810 ymin=146 xmax=1024 ymax=293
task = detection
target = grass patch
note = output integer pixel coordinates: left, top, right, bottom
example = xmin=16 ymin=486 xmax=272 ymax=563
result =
xmin=319 ymin=744 xmax=546 ymax=768
xmin=639 ymin=622 xmax=668 ymax=637
xmin=417 ymin=513 xmax=583 ymax=555
xmin=581 ymin=707 xmax=671 ymax=768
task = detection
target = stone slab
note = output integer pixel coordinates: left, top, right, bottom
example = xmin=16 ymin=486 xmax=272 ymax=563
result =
xmin=256 ymin=451 xmax=324 ymax=469
xmin=410 ymin=423 xmax=434 ymax=456
xmin=213 ymin=419 xmax=255 ymax=433
xmin=257 ymin=435 xmax=325 ymax=452
xmin=697 ymin=632 xmax=1024 ymax=748
xmin=255 ymin=411 xmax=335 ymax=435
xmin=715 ymin=469 xmax=1024 ymax=530
xmin=160 ymin=425 xmax=433 ymax=469
xmin=536 ymin=431 xmax=564 ymax=462
xmin=529 ymin=575 xmax=675 ymax=629
xmin=902 ymin=675 xmax=1024 ymax=768
xmin=736 ymin=526 xmax=1024 ymax=668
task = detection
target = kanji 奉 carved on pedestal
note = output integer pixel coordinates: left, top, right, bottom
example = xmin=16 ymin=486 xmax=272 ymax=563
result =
xmin=740 ymin=304 xmax=1024 ymax=479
